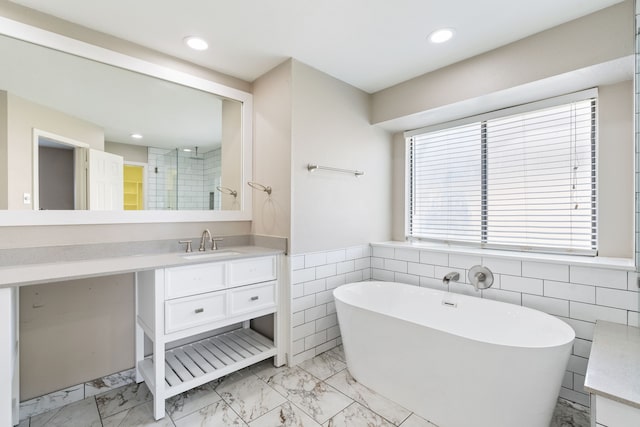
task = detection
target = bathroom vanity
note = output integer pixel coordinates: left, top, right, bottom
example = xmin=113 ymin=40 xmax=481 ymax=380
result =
xmin=0 ymin=243 xmax=285 ymax=427
xmin=585 ymin=321 xmax=640 ymax=427
xmin=135 ymin=254 xmax=280 ymax=420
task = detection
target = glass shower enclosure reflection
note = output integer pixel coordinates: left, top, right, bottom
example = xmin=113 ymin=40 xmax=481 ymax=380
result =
xmin=147 ymin=147 xmax=221 ymax=210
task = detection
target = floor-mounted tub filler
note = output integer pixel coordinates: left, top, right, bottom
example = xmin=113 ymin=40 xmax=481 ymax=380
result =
xmin=334 ymin=281 xmax=575 ymax=427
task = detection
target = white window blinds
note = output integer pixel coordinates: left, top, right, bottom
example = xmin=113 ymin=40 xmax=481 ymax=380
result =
xmin=407 ymin=91 xmax=597 ymax=255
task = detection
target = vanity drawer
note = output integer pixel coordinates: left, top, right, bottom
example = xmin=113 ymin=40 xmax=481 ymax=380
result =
xmin=230 ymin=281 xmax=277 ymax=316
xmin=165 ymin=292 xmax=227 ymax=334
xmin=228 ymin=256 xmax=276 ymax=287
xmin=165 ymin=262 xmax=226 ymax=299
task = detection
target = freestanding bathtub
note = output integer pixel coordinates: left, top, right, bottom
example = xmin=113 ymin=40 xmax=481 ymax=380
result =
xmin=334 ymin=281 xmax=575 ymax=427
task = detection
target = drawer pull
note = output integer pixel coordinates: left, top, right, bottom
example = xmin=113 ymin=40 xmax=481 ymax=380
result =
xmin=194 ymin=308 xmax=204 ymax=314
xmin=250 ymin=296 xmax=259 ymax=301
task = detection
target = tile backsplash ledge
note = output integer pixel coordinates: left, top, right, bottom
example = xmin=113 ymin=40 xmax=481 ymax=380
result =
xmin=375 ymin=241 xmax=634 ymax=271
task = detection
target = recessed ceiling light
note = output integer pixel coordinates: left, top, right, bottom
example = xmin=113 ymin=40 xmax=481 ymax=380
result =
xmin=130 ymin=133 xmax=143 ymax=139
xmin=182 ymin=148 xmax=192 ymax=152
xmin=184 ymin=36 xmax=209 ymax=51
xmin=428 ymin=28 xmax=455 ymax=44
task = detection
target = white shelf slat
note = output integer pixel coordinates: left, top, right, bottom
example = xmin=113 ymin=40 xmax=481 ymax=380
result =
xmin=227 ymin=333 xmax=262 ymax=354
xmin=139 ymin=328 xmax=276 ymax=399
xmin=183 ymin=346 xmax=215 ymax=374
xmin=192 ymin=343 xmax=225 ymax=369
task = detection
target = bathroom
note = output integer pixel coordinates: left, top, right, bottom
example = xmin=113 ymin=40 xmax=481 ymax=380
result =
xmin=0 ymin=0 xmax=638 ymax=426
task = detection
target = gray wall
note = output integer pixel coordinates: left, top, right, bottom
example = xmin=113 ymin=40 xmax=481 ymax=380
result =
xmin=5 ymin=92 xmax=104 ymax=210
xmin=38 ymin=146 xmax=74 ymax=210
xmin=104 ymin=141 xmax=147 ymax=164
xmin=290 ymin=60 xmax=392 ymax=254
xmin=252 ymin=60 xmax=293 ymax=245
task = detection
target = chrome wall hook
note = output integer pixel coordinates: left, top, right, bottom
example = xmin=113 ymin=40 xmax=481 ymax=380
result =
xmin=247 ymin=181 xmax=272 ymax=195
xmin=216 ymin=186 xmax=237 ymax=198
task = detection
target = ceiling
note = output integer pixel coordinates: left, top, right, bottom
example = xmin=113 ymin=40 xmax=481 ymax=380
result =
xmin=9 ymin=0 xmax=625 ymax=93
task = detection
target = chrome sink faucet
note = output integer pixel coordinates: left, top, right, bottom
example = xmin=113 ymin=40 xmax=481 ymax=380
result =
xmin=199 ymin=229 xmax=212 ymax=251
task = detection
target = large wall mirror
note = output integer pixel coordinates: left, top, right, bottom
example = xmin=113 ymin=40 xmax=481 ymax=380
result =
xmin=0 ymin=16 xmax=252 ymax=225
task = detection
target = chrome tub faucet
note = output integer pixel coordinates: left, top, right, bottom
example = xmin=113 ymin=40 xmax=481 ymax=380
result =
xmin=442 ymin=272 xmax=460 ymax=285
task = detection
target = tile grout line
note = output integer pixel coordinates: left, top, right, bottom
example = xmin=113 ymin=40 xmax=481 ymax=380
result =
xmin=296 ymin=352 xmax=416 ymax=427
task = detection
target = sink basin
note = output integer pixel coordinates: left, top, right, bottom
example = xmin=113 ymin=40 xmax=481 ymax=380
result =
xmin=181 ymin=251 xmax=241 ymax=260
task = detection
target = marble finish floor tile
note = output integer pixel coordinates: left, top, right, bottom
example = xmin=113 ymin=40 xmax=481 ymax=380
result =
xmin=248 ymin=402 xmax=322 ymax=427
xmin=324 ymin=402 xmax=395 ymax=427
xmin=249 ymin=358 xmax=288 ymax=382
xmin=85 ymin=368 xmax=137 ymax=398
xmin=96 ymin=382 xmax=153 ymax=419
xmin=266 ymin=366 xmax=353 ymax=424
xmin=19 ymin=384 xmax=85 ymax=420
xmin=166 ymin=382 xmax=221 ymax=421
xmin=325 ymin=370 xmax=411 ymax=426
xmin=216 ymin=369 xmax=287 ymax=423
xmin=324 ymin=346 xmax=345 ymax=363
xmin=298 ymin=353 xmax=347 ymax=381
xmin=398 ymin=414 xmax=439 ymax=427
xmin=174 ymin=400 xmax=247 ymax=427
xmin=550 ymin=398 xmax=590 ymax=427
xmin=16 ymin=345 xmax=593 ymax=427
xmin=30 ymin=397 xmax=102 ymax=427
xmin=101 ymin=402 xmax=173 ymax=427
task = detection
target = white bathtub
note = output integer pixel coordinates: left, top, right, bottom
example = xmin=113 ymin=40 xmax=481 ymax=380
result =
xmin=334 ymin=281 xmax=575 ymax=427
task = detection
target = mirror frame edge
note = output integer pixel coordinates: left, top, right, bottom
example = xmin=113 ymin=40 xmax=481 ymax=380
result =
xmin=0 ymin=15 xmax=253 ymax=225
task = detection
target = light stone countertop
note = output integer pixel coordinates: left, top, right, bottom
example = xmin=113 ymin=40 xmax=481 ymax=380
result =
xmin=584 ymin=320 xmax=640 ymax=408
xmin=0 ymin=245 xmax=282 ymax=288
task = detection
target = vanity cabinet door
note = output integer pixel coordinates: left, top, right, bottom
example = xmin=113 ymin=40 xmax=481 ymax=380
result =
xmin=165 ymin=263 xmax=226 ymax=299
xmin=228 ymin=256 xmax=276 ymax=287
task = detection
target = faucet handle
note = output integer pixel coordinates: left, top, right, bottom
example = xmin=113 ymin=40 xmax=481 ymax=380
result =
xmin=211 ymin=238 xmax=224 ymax=251
xmin=468 ymin=265 xmax=494 ymax=291
xmin=178 ymin=240 xmax=193 ymax=253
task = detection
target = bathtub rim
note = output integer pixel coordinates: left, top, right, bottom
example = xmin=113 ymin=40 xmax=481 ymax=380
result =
xmin=334 ymin=280 xmax=576 ymax=350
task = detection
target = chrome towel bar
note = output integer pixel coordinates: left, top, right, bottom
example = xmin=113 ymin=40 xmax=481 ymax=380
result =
xmin=307 ymin=163 xmax=364 ymax=177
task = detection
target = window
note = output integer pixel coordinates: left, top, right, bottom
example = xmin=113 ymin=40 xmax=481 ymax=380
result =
xmin=406 ymin=90 xmax=597 ymax=255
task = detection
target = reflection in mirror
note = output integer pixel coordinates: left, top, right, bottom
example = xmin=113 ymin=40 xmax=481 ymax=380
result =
xmin=0 ymin=32 xmax=243 ymax=212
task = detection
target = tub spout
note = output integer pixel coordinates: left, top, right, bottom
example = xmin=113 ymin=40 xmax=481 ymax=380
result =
xmin=442 ymin=272 xmax=460 ymax=285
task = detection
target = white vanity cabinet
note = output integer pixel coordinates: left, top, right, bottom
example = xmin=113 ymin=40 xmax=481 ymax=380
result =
xmin=135 ymin=255 xmax=280 ymax=420
xmin=0 ymin=287 xmax=19 ymax=427
xmin=585 ymin=321 xmax=640 ymax=427
xmin=592 ymin=394 xmax=640 ymax=427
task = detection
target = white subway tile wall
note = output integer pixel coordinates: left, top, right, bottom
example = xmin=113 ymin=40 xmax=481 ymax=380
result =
xmin=367 ymin=244 xmax=639 ymax=408
xmin=290 ymin=245 xmax=371 ymax=365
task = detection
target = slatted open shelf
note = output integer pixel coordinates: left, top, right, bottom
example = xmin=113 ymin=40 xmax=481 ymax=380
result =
xmin=138 ymin=328 xmax=276 ymax=398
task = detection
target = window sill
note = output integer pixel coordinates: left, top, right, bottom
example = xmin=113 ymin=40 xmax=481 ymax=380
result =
xmin=371 ymin=241 xmax=635 ymax=271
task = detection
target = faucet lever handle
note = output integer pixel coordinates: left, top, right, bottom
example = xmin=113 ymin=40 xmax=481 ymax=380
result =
xmin=211 ymin=238 xmax=224 ymax=251
xmin=178 ymin=240 xmax=193 ymax=253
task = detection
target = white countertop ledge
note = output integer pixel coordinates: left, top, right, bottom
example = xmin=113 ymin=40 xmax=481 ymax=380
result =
xmin=370 ymin=241 xmax=635 ymax=271
xmin=0 ymin=246 xmax=282 ymax=288
xmin=584 ymin=321 xmax=640 ymax=408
